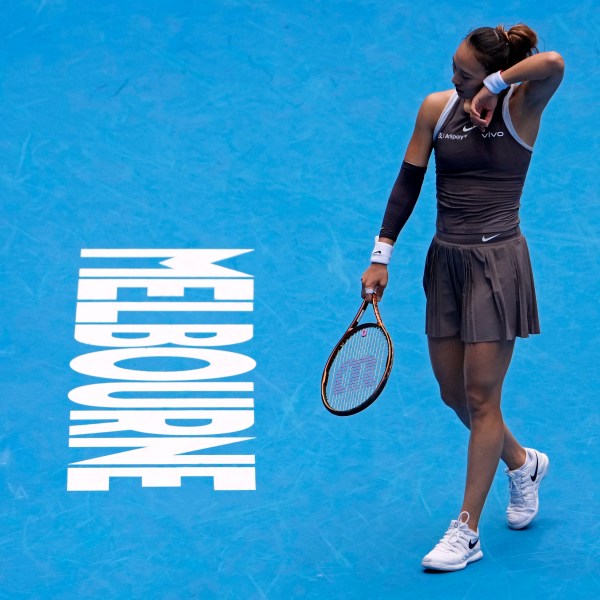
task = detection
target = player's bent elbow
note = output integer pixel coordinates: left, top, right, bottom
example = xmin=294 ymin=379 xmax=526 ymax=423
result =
xmin=545 ymin=51 xmax=565 ymax=75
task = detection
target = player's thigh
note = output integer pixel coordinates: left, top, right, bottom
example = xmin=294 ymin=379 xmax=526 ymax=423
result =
xmin=463 ymin=340 xmax=515 ymax=409
xmin=427 ymin=335 xmax=466 ymax=405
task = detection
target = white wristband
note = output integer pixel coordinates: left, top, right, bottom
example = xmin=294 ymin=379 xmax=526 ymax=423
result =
xmin=483 ymin=71 xmax=508 ymax=95
xmin=371 ymin=236 xmax=393 ymax=265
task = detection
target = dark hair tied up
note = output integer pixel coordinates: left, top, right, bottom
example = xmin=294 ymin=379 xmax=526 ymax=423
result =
xmin=467 ymin=23 xmax=538 ymax=73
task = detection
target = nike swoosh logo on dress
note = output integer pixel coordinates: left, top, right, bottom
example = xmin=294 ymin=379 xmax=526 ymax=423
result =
xmin=482 ymin=234 xmax=500 ymax=242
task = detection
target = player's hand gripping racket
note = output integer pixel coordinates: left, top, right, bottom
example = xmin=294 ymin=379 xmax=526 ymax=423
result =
xmin=321 ymin=291 xmax=394 ymax=416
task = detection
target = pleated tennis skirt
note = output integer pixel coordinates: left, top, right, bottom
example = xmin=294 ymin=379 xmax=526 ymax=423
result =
xmin=423 ymin=228 xmax=540 ymax=343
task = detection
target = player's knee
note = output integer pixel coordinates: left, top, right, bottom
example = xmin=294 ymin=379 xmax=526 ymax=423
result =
xmin=439 ymin=387 xmax=466 ymax=413
xmin=465 ymin=383 xmax=499 ymax=417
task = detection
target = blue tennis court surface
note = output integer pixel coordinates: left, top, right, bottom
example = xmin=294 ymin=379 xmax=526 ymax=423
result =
xmin=1 ymin=1 xmax=598 ymax=598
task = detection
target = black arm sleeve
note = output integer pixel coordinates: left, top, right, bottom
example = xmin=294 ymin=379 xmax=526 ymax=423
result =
xmin=378 ymin=161 xmax=427 ymax=242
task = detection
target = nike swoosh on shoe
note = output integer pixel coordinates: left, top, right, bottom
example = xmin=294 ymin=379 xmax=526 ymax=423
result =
xmin=530 ymin=453 xmax=539 ymax=482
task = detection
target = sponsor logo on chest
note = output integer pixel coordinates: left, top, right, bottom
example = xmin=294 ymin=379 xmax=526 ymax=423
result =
xmin=438 ymin=129 xmax=504 ymax=141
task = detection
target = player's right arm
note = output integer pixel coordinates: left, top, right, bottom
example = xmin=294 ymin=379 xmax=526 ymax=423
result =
xmin=403 ymin=90 xmax=451 ymax=168
xmin=362 ymin=91 xmax=451 ymax=302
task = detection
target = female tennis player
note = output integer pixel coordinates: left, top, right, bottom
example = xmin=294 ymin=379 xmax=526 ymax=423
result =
xmin=361 ymin=24 xmax=564 ymax=571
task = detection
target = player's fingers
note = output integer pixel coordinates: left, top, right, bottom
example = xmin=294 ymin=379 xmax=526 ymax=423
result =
xmin=361 ymin=281 xmax=370 ymax=301
xmin=470 ymin=103 xmax=488 ymax=130
xmin=470 ymin=112 xmax=486 ymax=127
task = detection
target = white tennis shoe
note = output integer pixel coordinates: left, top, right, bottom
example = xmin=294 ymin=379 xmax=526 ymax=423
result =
xmin=506 ymin=448 xmax=549 ymax=529
xmin=421 ymin=511 xmax=483 ymax=571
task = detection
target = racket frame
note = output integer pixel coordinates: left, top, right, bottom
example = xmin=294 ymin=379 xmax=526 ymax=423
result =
xmin=321 ymin=294 xmax=394 ymax=416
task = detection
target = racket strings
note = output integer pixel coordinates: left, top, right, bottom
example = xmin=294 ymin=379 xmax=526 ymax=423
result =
xmin=325 ymin=326 xmax=389 ymax=412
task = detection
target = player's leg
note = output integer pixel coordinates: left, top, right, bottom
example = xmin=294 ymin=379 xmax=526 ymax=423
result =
xmin=427 ymin=336 xmax=526 ymax=469
xmin=422 ymin=337 xmax=515 ymax=571
xmin=421 ymin=337 xmax=486 ymax=571
xmin=459 ymin=339 xmax=515 ymax=531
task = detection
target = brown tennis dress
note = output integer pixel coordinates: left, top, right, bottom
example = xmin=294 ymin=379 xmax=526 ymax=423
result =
xmin=424 ymin=86 xmax=540 ymax=343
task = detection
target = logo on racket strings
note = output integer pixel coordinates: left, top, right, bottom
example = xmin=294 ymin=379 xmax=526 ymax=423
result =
xmin=332 ymin=355 xmax=377 ymax=395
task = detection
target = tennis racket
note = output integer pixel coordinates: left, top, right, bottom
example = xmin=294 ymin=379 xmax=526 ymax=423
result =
xmin=321 ymin=292 xmax=394 ymax=416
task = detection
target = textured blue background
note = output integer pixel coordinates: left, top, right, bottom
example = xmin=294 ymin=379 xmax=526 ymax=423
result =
xmin=1 ymin=1 xmax=598 ymax=598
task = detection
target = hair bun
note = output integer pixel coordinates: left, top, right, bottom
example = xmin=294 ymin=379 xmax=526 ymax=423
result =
xmin=506 ymin=23 xmax=538 ymax=61
xmin=466 ymin=23 xmax=538 ymax=71
xmin=494 ymin=25 xmax=510 ymax=44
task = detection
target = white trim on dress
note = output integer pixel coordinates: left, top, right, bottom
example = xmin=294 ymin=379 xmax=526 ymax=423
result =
xmin=433 ymin=92 xmax=459 ymax=140
xmin=502 ymin=85 xmax=534 ymax=152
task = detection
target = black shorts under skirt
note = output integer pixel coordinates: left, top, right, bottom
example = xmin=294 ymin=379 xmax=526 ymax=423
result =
xmin=423 ymin=231 xmax=540 ymax=343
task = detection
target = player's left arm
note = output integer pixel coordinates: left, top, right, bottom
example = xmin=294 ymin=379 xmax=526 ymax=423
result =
xmin=502 ymin=52 xmax=565 ymax=146
xmin=470 ymin=52 xmax=565 ymax=143
xmin=502 ymin=51 xmax=565 ymax=112
xmin=502 ymin=52 xmax=565 ymax=109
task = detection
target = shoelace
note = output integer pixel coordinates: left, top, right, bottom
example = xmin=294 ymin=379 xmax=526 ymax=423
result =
xmin=435 ymin=511 xmax=473 ymax=553
xmin=508 ymin=471 xmax=534 ymax=506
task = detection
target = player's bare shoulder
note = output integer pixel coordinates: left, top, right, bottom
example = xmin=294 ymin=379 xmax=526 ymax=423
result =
xmin=404 ymin=90 xmax=455 ymax=165
xmin=419 ymin=90 xmax=455 ymax=128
